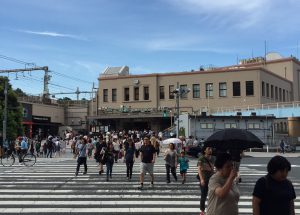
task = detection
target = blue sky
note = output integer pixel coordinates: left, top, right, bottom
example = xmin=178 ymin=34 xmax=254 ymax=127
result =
xmin=1 ymin=0 xmax=300 ymax=99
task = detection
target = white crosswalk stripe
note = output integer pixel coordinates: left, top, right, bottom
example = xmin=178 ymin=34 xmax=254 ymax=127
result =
xmin=0 ymin=156 xmax=299 ymax=214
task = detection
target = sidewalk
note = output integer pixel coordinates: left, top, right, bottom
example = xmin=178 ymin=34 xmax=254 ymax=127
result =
xmin=244 ymin=151 xmax=300 ymax=158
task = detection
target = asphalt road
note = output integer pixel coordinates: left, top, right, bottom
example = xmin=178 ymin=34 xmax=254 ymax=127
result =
xmin=0 ymin=154 xmax=299 ymax=215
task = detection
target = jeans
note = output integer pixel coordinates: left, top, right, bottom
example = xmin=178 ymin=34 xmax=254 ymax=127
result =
xmin=200 ymin=180 xmax=209 ymax=211
xmin=126 ymin=161 xmax=134 ymax=178
xmin=166 ymin=164 xmax=177 ymax=182
xmin=47 ymin=149 xmax=52 ymax=158
xmin=76 ymin=157 xmax=87 ymax=173
xmin=106 ymin=161 xmax=113 ymax=178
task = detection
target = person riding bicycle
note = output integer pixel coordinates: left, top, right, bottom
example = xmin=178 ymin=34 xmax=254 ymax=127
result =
xmin=19 ymin=137 xmax=28 ymax=162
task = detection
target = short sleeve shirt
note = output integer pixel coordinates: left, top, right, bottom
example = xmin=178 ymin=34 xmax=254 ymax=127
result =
xmin=206 ymin=173 xmax=240 ymax=215
xmin=198 ymin=156 xmax=214 ymax=182
xmin=140 ymin=144 xmax=156 ymax=163
xmin=253 ymin=175 xmax=296 ymax=215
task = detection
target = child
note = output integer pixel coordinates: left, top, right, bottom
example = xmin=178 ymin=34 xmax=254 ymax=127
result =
xmin=178 ymin=151 xmax=189 ymax=184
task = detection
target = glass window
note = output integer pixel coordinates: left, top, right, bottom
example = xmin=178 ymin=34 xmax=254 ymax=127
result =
xmin=206 ymin=83 xmax=213 ymax=98
xmin=219 ymin=82 xmax=227 ymax=97
xmin=159 ymin=86 xmax=165 ymax=100
xmin=271 ymin=85 xmax=274 ymax=99
xmin=248 ymin=123 xmax=260 ymax=129
xmin=262 ymin=81 xmax=265 ymax=97
xmin=180 ymin=84 xmax=188 ymax=99
xmin=200 ymin=123 xmax=214 ymax=129
xmin=124 ymin=87 xmax=129 ymax=101
xmin=134 ymin=87 xmax=139 ymax=101
xmin=112 ymin=88 xmax=117 ymax=102
xmin=266 ymin=83 xmax=269 ymax=98
xmin=103 ymin=89 xmax=108 ymax=102
xmin=225 ymin=123 xmax=237 ymax=128
xmin=144 ymin=86 xmax=149 ymax=100
xmin=169 ymin=85 xmax=174 ymax=99
xmin=279 ymin=88 xmax=282 ymax=101
xmin=246 ymin=81 xmax=254 ymax=96
xmin=233 ymin=82 xmax=241 ymax=96
xmin=283 ymin=89 xmax=286 ymax=102
xmin=193 ymin=84 xmax=200 ymax=98
xmin=275 ymin=86 xmax=278 ymax=100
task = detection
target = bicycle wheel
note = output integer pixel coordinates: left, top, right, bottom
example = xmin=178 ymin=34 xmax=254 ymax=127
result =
xmin=23 ymin=154 xmax=36 ymax=166
xmin=1 ymin=153 xmax=15 ymax=167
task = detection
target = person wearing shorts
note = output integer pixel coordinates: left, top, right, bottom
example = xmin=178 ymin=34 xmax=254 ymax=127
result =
xmin=138 ymin=136 xmax=156 ymax=189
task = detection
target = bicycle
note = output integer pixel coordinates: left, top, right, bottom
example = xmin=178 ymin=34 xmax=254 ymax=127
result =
xmin=1 ymin=149 xmax=36 ymax=167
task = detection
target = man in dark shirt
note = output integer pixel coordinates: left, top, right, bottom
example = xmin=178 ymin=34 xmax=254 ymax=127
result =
xmin=252 ymin=155 xmax=296 ymax=215
xmin=138 ymin=136 xmax=156 ymax=189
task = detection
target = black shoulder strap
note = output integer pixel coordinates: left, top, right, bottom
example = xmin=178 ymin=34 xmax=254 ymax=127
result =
xmin=203 ymin=157 xmax=214 ymax=171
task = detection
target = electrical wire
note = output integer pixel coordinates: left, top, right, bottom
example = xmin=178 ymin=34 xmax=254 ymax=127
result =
xmin=50 ymin=71 xmax=93 ymax=84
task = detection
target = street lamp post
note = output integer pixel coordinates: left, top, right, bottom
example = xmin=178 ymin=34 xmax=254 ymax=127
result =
xmin=172 ymin=82 xmax=190 ymax=138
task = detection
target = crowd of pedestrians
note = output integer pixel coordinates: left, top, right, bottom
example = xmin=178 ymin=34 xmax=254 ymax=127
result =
xmin=2 ymin=129 xmax=296 ymax=215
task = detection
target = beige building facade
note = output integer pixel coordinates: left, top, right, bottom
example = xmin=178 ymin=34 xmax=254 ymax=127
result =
xmin=92 ymin=57 xmax=296 ymax=132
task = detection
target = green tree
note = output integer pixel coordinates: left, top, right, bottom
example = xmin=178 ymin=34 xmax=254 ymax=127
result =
xmin=0 ymin=77 xmax=24 ymax=140
xmin=14 ymin=88 xmax=27 ymax=97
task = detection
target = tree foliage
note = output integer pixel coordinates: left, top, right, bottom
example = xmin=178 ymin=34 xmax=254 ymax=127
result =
xmin=0 ymin=77 xmax=24 ymax=140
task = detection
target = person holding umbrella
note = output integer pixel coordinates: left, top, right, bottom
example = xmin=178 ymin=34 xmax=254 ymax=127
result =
xmin=198 ymin=146 xmax=214 ymax=215
xmin=206 ymin=152 xmax=240 ymax=215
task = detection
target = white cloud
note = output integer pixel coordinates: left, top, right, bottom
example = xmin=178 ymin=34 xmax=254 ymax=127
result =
xmin=166 ymin=0 xmax=271 ymax=29
xmin=18 ymin=30 xmax=88 ymax=41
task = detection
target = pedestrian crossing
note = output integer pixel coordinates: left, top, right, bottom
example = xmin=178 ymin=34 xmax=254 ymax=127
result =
xmin=0 ymin=157 xmax=299 ymax=214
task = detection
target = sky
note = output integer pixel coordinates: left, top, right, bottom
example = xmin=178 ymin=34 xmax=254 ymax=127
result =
xmin=1 ymin=0 xmax=300 ymax=99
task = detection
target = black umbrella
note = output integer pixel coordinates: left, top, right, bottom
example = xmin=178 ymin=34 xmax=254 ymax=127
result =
xmin=204 ymin=128 xmax=264 ymax=150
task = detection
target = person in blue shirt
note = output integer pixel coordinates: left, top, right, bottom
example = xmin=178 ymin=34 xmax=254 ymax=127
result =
xmin=19 ymin=137 xmax=28 ymax=162
xmin=178 ymin=151 xmax=189 ymax=184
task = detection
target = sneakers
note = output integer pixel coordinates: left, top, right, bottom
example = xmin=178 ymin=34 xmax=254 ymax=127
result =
xmin=182 ymin=179 xmax=186 ymax=184
xmin=83 ymin=171 xmax=87 ymax=175
xmin=75 ymin=172 xmax=78 ymax=176
xmin=138 ymin=185 xmax=143 ymax=190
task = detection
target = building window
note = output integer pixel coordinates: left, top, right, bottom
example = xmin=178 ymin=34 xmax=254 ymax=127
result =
xmin=206 ymin=83 xmax=213 ymax=98
xmin=219 ymin=82 xmax=227 ymax=97
xmin=144 ymin=86 xmax=149 ymax=100
xmin=134 ymin=87 xmax=139 ymax=101
xmin=271 ymin=85 xmax=274 ymax=99
xmin=225 ymin=123 xmax=237 ymax=128
xmin=180 ymin=84 xmax=188 ymax=99
xmin=159 ymin=86 xmax=165 ymax=100
xmin=279 ymin=88 xmax=282 ymax=101
xmin=266 ymin=83 xmax=269 ymax=98
xmin=112 ymin=88 xmax=117 ymax=102
xmin=169 ymin=85 xmax=174 ymax=99
xmin=193 ymin=84 xmax=200 ymax=98
xmin=283 ymin=89 xmax=286 ymax=102
xmin=233 ymin=82 xmax=241 ymax=96
xmin=286 ymin=90 xmax=289 ymax=101
xmin=284 ymin=122 xmax=288 ymax=132
xmin=103 ymin=89 xmax=108 ymax=102
xmin=200 ymin=123 xmax=213 ymax=129
xmin=262 ymin=81 xmax=265 ymax=97
xmin=275 ymin=86 xmax=278 ymax=100
xmin=124 ymin=87 xmax=129 ymax=101
xmin=246 ymin=81 xmax=254 ymax=96
xmin=248 ymin=123 xmax=260 ymax=129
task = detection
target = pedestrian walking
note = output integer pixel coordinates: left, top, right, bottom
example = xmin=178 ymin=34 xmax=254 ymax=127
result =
xmin=252 ymin=155 xmax=296 ymax=215
xmin=46 ymin=137 xmax=53 ymax=158
xmin=280 ymin=139 xmax=285 ymax=154
xmin=95 ymin=138 xmax=106 ymax=175
xmin=198 ymin=146 xmax=214 ymax=215
xmin=112 ymin=138 xmax=120 ymax=163
xmin=124 ymin=138 xmax=135 ymax=181
xmin=75 ymin=138 xmax=88 ymax=176
xmin=87 ymin=139 xmax=94 ymax=159
xmin=103 ymin=142 xmax=115 ymax=181
xmin=164 ymin=143 xmax=178 ymax=183
xmin=138 ymin=136 xmax=156 ymax=190
xmin=178 ymin=151 xmax=189 ymax=184
xmin=206 ymin=152 xmax=240 ymax=215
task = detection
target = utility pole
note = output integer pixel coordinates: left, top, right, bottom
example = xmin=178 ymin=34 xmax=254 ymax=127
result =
xmin=2 ymin=79 xmax=8 ymax=144
xmin=176 ymin=82 xmax=180 ymax=138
